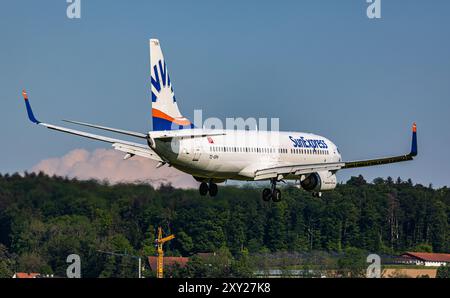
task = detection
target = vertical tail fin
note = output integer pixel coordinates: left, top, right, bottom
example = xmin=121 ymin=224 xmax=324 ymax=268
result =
xmin=149 ymin=39 xmax=193 ymax=131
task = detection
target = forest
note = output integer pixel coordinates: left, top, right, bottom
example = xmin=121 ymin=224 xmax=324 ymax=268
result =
xmin=0 ymin=172 xmax=449 ymax=278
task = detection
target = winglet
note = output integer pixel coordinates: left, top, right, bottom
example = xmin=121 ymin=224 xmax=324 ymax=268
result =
xmin=410 ymin=122 xmax=417 ymax=157
xmin=22 ymin=89 xmax=40 ymax=124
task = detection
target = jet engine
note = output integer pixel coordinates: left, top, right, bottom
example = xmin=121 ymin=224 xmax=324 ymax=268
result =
xmin=300 ymin=171 xmax=337 ymax=191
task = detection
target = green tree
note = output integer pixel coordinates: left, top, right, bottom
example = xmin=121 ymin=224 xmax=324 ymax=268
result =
xmin=230 ymin=248 xmax=254 ymax=277
xmin=0 ymin=244 xmax=15 ymax=278
xmin=264 ymin=203 xmax=288 ymax=251
xmin=17 ymin=253 xmax=52 ymax=274
xmin=1 ymin=173 xmax=450 ymax=278
xmin=337 ymin=247 xmax=367 ymax=278
xmin=436 ymin=265 xmax=450 ymax=278
xmin=183 ymin=255 xmax=213 ymax=278
xmin=347 ymin=175 xmax=367 ymax=187
xmin=412 ymin=243 xmax=433 ymax=253
xmin=175 ymin=231 xmax=193 ymax=256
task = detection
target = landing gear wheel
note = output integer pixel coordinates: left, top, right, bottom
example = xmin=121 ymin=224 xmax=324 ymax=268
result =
xmin=209 ymin=183 xmax=218 ymax=197
xmin=262 ymin=188 xmax=272 ymax=201
xmin=272 ymin=189 xmax=282 ymax=202
xmin=199 ymin=182 xmax=209 ymax=196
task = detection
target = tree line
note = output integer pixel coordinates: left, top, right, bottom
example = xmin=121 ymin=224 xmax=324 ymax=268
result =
xmin=0 ymin=172 xmax=448 ymax=277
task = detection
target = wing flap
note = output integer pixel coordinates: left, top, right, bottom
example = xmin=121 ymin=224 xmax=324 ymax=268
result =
xmin=253 ymin=162 xmax=345 ymax=181
xmin=112 ymin=143 xmax=163 ymax=161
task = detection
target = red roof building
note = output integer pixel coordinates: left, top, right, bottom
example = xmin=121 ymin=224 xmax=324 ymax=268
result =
xmin=148 ymin=256 xmax=189 ymax=272
xmin=12 ymin=272 xmax=40 ymax=278
xmin=400 ymin=252 xmax=450 ymax=267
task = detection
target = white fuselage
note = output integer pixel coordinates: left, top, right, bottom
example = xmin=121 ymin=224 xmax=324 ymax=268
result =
xmin=153 ymin=130 xmax=342 ymax=181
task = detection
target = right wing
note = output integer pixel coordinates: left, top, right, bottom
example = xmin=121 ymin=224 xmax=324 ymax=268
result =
xmin=21 ymin=90 xmax=163 ymax=162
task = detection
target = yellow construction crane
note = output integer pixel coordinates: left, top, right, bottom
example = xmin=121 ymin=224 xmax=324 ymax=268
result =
xmin=155 ymin=227 xmax=175 ymax=278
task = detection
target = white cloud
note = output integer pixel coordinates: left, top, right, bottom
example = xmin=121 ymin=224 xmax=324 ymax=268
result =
xmin=31 ymin=148 xmax=198 ymax=189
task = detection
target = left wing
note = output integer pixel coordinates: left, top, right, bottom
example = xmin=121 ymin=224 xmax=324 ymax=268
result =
xmin=21 ymin=90 xmax=163 ymax=162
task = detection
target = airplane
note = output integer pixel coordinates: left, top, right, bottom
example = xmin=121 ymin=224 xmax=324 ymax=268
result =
xmin=22 ymin=39 xmax=418 ymax=202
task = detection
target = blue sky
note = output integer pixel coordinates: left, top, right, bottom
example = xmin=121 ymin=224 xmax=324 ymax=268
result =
xmin=1 ymin=0 xmax=449 ymax=187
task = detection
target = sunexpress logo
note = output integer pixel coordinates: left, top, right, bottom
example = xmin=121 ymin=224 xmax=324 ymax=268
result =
xmin=289 ymin=136 xmax=328 ymax=149
xmin=151 ymin=59 xmax=176 ymax=103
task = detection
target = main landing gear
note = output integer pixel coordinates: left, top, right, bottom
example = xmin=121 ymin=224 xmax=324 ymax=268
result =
xmin=262 ymin=178 xmax=282 ymax=203
xmin=199 ymin=181 xmax=218 ymax=197
xmin=312 ymin=192 xmax=322 ymax=198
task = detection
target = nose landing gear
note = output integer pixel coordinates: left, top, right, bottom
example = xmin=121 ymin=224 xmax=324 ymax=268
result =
xmin=199 ymin=181 xmax=218 ymax=197
xmin=262 ymin=178 xmax=282 ymax=203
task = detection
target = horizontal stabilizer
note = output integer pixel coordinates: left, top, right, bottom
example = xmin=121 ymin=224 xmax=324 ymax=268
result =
xmin=150 ymin=129 xmax=226 ymax=139
xmin=63 ymin=119 xmax=148 ymax=139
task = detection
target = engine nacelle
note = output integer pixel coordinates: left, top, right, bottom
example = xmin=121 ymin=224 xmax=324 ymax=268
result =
xmin=300 ymin=171 xmax=337 ymax=192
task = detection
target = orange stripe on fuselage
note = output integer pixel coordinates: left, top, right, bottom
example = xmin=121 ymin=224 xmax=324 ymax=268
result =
xmin=152 ymin=108 xmax=191 ymax=125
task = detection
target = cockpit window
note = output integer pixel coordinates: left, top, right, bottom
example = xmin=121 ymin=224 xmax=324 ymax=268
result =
xmin=336 ymin=147 xmax=341 ymax=154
